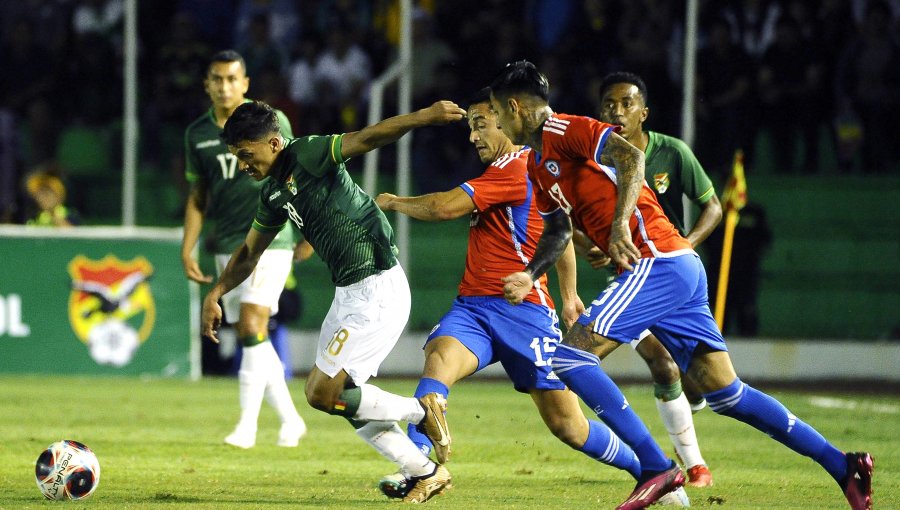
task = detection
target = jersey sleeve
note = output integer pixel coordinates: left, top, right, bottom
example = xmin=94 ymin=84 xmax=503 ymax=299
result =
xmin=184 ymin=128 xmax=202 ymax=184
xmin=275 ymin=109 xmax=294 ymax=138
xmin=460 ymin=160 xmax=528 ymax=211
xmin=556 ymin=116 xmax=619 ymax=165
xmin=295 ymin=134 xmax=344 ymax=177
xmin=674 ymin=138 xmax=715 ymax=204
xmin=251 ymin=187 xmax=289 ymax=233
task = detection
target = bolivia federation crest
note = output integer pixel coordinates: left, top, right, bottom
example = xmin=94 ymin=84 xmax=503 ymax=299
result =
xmin=67 ymin=255 xmax=156 ymax=367
xmin=653 ymin=172 xmax=670 ymax=194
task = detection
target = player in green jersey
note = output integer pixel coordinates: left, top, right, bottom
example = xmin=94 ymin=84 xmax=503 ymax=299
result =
xmin=587 ymin=71 xmax=724 ymax=487
xmin=201 ymin=99 xmax=467 ymax=503
xmin=182 ymin=50 xmax=307 ymax=450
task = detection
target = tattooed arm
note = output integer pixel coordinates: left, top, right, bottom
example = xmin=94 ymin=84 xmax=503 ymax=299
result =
xmin=599 ymin=131 xmax=644 ymax=272
xmin=502 ymin=210 xmax=572 ymax=305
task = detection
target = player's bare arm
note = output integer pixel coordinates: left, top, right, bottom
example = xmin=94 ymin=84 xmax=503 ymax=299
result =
xmin=376 ymin=188 xmax=475 ymax=221
xmin=340 ymin=100 xmax=466 ymax=159
xmin=599 ymin=132 xmax=644 ymax=271
xmin=502 ymin=211 xmax=572 ymax=305
xmin=181 ymin=182 xmax=213 ymax=283
xmin=554 ymin=240 xmax=584 ymax=330
xmin=686 ymin=194 xmax=722 ymax=247
xmin=201 ymin=228 xmax=277 ymax=342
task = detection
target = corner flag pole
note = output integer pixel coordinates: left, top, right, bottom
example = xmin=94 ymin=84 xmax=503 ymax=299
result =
xmin=715 ymin=150 xmax=747 ymax=330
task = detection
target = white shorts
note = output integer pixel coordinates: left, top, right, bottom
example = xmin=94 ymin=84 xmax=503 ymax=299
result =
xmin=315 ymin=264 xmax=411 ymax=385
xmin=215 ymin=250 xmax=293 ymax=323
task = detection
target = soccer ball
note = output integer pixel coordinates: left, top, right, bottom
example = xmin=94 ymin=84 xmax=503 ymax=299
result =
xmin=34 ymin=440 xmax=101 ymax=500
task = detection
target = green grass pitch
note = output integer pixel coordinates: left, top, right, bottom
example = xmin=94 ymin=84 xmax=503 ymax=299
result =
xmin=0 ymin=375 xmax=896 ymax=509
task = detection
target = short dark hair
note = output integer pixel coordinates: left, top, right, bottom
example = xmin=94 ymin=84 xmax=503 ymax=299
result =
xmin=467 ymin=87 xmax=492 ymax=109
xmin=221 ymin=101 xmax=281 ymax=146
xmin=489 ymin=60 xmax=549 ymax=101
xmin=599 ymin=71 xmax=649 ymax=105
xmin=208 ymin=49 xmax=246 ymax=74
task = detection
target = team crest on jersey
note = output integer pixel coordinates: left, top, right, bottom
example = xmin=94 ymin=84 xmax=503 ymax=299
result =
xmin=545 ymin=160 xmax=561 ymax=177
xmin=653 ymin=173 xmax=670 ymax=194
xmin=67 ymin=254 xmax=156 ymax=367
xmin=286 ymin=175 xmax=297 ymax=195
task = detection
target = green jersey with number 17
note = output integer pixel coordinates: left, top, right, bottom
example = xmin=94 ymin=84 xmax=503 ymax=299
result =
xmin=252 ymin=134 xmax=398 ymax=287
xmin=184 ymin=104 xmax=295 ymax=253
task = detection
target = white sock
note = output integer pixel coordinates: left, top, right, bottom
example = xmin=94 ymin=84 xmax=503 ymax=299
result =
xmin=354 ymin=384 xmax=426 ymax=423
xmin=657 ymin=392 xmax=706 ymax=468
xmin=259 ymin=344 xmax=304 ymax=425
xmin=235 ymin=344 xmax=269 ymax=431
xmin=355 ymin=421 xmax=434 ymax=478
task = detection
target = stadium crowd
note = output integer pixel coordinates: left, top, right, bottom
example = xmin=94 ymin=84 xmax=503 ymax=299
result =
xmin=0 ymin=0 xmax=898 ymax=224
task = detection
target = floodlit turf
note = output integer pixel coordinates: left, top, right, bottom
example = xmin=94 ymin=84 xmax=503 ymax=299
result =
xmin=0 ymin=375 xmax=896 ymax=509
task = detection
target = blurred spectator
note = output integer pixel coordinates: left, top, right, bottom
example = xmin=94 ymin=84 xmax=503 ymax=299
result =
xmin=525 ymin=0 xmax=577 ymax=52
xmin=0 ymin=18 xmax=57 ymax=116
xmin=59 ymin=32 xmax=122 ymax=125
xmin=72 ymin=0 xmax=124 ymax=52
xmin=616 ymin=0 xmax=682 ymax=134
xmin=232 ymin=0 xmax=299 ymax=50
xmin=0 ymin=0 xmax=71 ymax=58
xmin=695 ymin=15 xmax=755 ymax=177
xmin=144 ymin=11 xmax=210 ymax=203
xmin=0 ymin=109 xmax=20 ymax=223
xmin=835 ymin=0 xmax=900 ymax=173
xmin=176 ymin=0 xmax=235 ymax=49
xmin=237 ymin=13 xmax=288 ymax=77
xmin=20 ymin=98 xmax=60 ymax=170
xmin=720 ymin=0 xmax=782 ymax=58
xmin=313 ymin=25 xmax=372 ymax=132
xmin=254 ymin=66 xmax=301 ymax=132
xmin=24 ymin=169 xmax=80 ymax=227
xmin=287 ymin=35 xmax=319 ymax=109
xmin=410 ymin=8 xmax=456 ymax=103
xmin=757 ymin=17 xmax=824 ymax=173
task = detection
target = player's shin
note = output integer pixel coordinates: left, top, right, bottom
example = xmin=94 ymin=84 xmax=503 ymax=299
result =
xmin=655 ymin=383 xmax=706 ymax=469
xmin=705 ymin=378 xmax=847 ymax=482
xmin=356 ymin=421 xmax=435 ymax=478
xmin=551 ymin=343 xmax=671 ymax=473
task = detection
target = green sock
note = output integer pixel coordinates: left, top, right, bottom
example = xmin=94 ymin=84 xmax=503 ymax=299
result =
xmin=239 ymin=333 xmax=268 ymax=347
xmin=654 ymin=380 xmax=683 ymax=402
xmin=329 ymin=387 xmax=361 ymax=418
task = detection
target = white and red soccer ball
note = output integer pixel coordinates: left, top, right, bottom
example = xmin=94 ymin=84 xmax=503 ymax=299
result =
xmin=35 ymin=440 xmax=101 ymax=500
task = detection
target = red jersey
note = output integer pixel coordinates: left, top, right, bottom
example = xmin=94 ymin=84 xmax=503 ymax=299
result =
xmin=526 ymin=114 xmax=693 ymax=259
xmin=458 ymin=148 xmax=554 ymax=308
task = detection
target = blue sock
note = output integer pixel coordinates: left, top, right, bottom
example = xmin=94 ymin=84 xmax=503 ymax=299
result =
xmin=705 ymin=378 xmax=847 ymax=482
xmin=578 ymin=420 xmax=641 ymax=479
xmin=552 ymin=343 xmax=671 ymax=474
xmin=406 ymin=378 xmax=449 ymax=455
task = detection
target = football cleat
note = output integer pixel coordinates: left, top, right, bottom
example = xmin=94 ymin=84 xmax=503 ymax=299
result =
xmin=656 ymin=486 xmax=691 ymax=507
xmin=276 ymin=419 xmax=307 ymax=447
xmin=616 ymin=462 xmax=686 ymax=510
xmin=842 ymin=452 xmax=873 ymax=510
xmin=402 ymin=464 xmax=452 ymax=503
xmin=418 ymin=393 xmax=451 ymax=463
xmin=224 ymin=427 xmax=256 ymax=449
xmin=685 ymin=464 xmax=713 ymax=487
xmin=379 ymin=472 xmax=412 ymax=499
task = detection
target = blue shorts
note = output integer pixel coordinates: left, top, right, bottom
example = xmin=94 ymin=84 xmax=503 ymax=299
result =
xmin=576 ymin=254 xmax=727 ymax=372
xmin=427 ymin=296 xmax=566 ymax=393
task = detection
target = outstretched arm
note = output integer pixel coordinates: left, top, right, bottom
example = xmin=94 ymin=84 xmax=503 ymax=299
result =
xmin=502 ymin=210 xmax=572 ymax=305
xmin=201 ymin=228 xmax=277 ymax=342
xmin=599 ymin=131 xmax=644 ymax=272
xmin=376 ymin=188 xmax=475 ymax=221
xmin=686 ymin=194 xmax=723 ymax=248
xmin=340 ymin=100 xmax=466 ymax=159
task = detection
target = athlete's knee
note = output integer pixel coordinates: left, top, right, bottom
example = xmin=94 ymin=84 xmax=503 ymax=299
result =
xmin=646 ymin=355 xmax=680 ymax=385
xmin=544 ymin=414 xmax=587 ymax=449
xmin=703 ymin=377 xmax=744 ymax=416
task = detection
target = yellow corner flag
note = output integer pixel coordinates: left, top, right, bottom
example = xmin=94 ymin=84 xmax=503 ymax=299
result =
xmin=715 ymin=150 xmax=747 ymax=331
